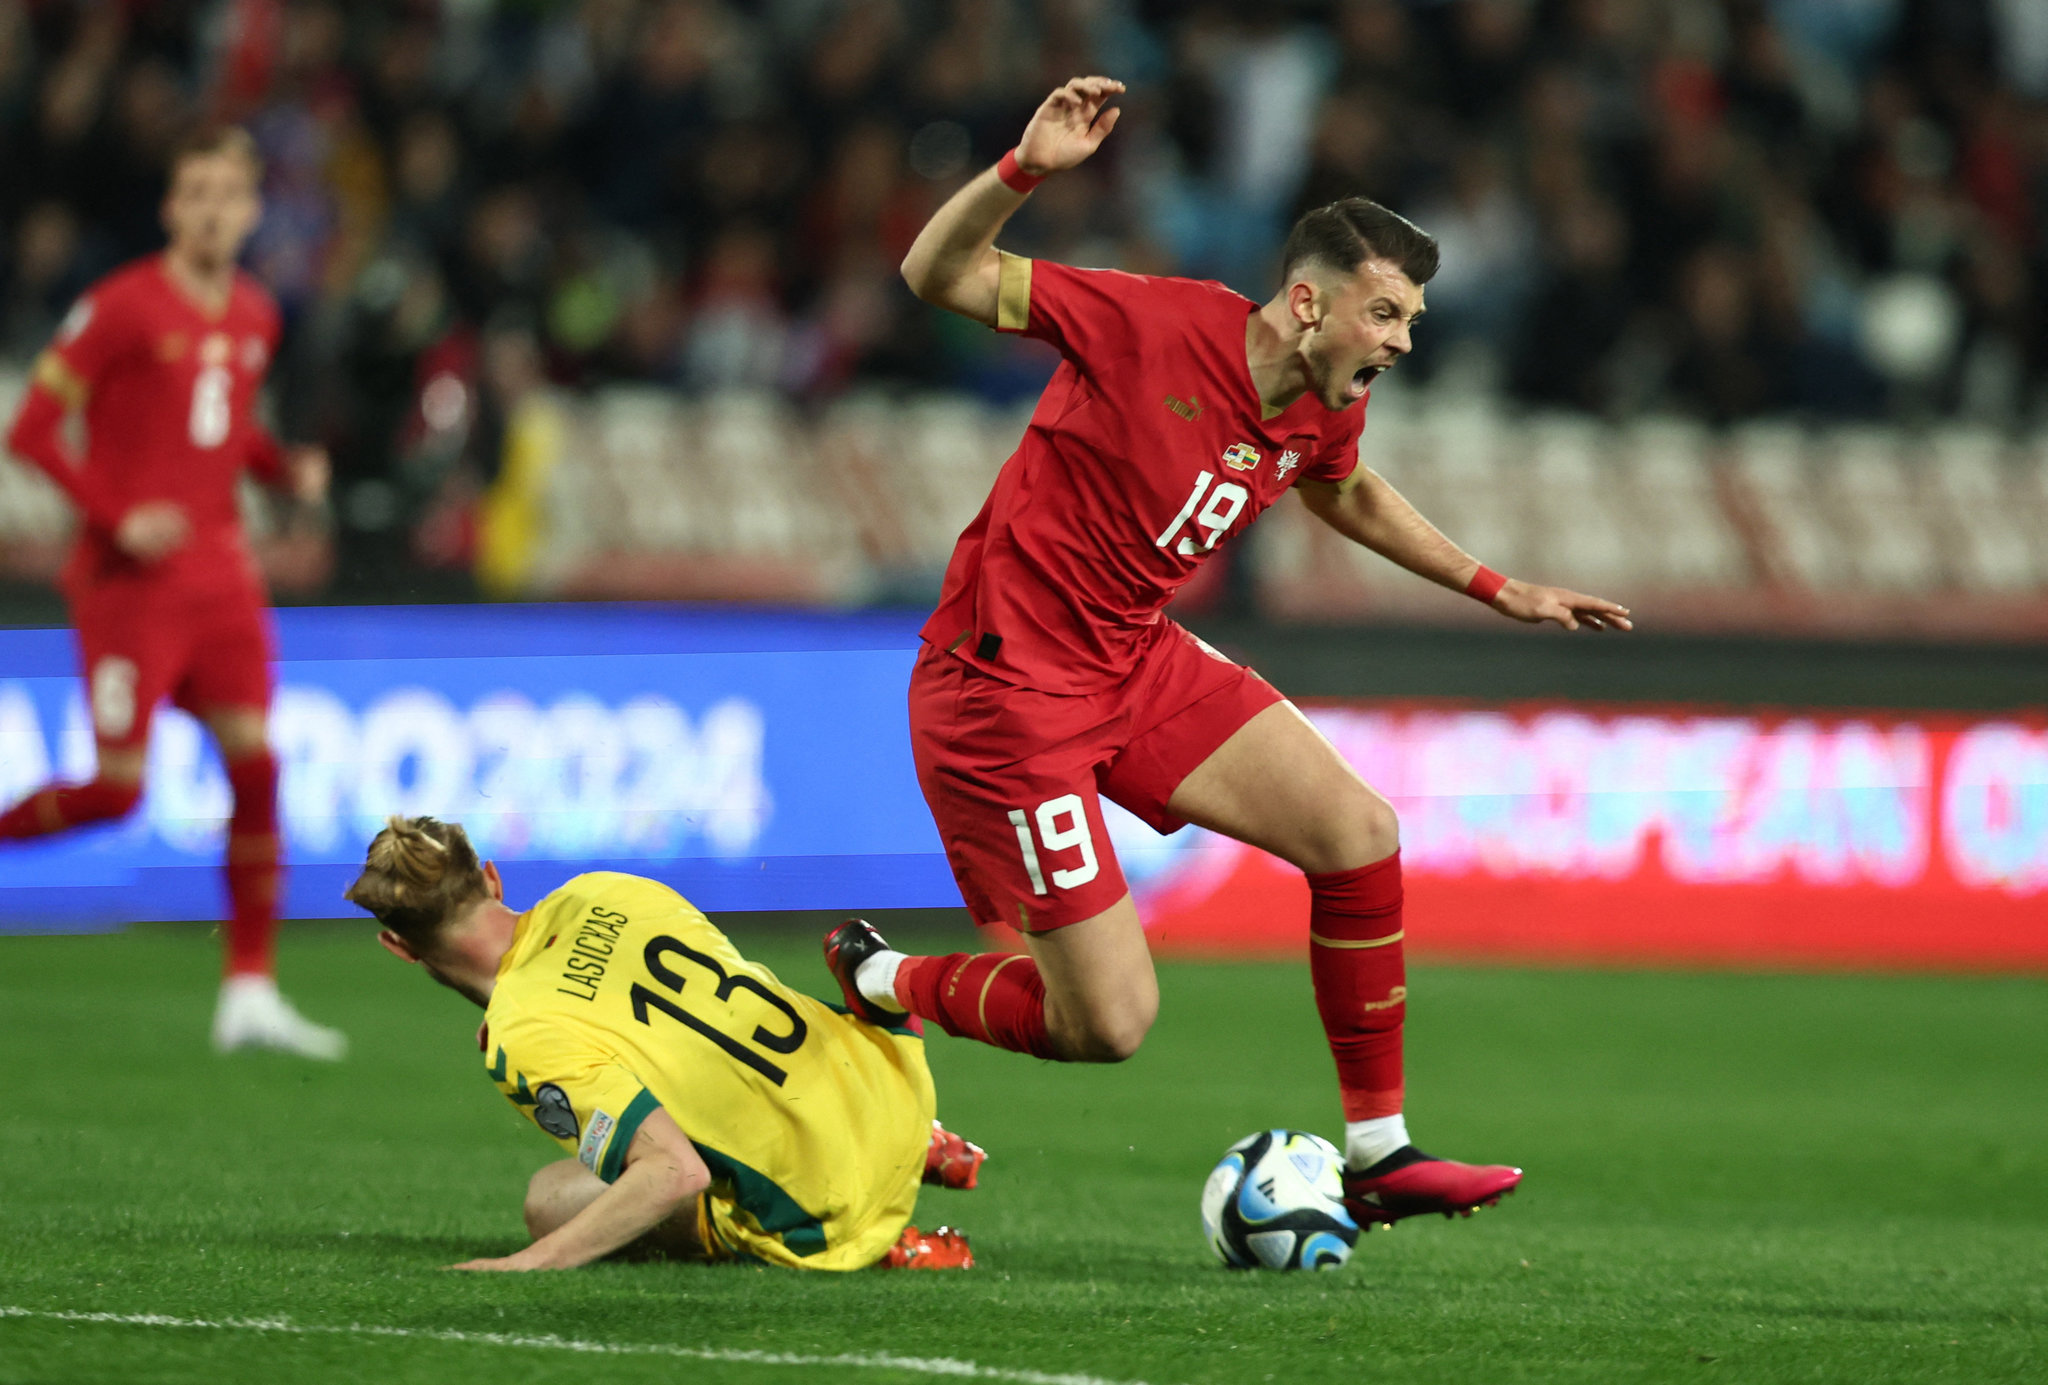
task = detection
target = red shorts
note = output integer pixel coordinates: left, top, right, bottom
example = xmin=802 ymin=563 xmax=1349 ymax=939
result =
xmin=68 ymin=582 xmax=275 ymax=751
xmin=909 ymin=621 xmax=1285 ymax=932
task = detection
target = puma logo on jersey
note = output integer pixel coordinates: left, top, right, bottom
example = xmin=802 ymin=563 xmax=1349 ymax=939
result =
xmin=1276 ymin=449 xmax=1302 ymax=479
xmin=1221 ymin=443 xmax=1260 ymax=472
xmin=1164 ymin=393 xmax=1204 ymax=422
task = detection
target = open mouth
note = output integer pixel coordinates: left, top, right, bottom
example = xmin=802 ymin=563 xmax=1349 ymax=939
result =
xmin=1347 ymin=365 xmax=1382 ymax=398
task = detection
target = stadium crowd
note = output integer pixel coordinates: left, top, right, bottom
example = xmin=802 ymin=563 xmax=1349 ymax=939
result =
xmin=2 ymin=0 xmax=2047 ymax=581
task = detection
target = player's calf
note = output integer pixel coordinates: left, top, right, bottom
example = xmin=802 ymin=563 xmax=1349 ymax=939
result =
xmin=1044 ymin=999 xmax=1151 ymax=1062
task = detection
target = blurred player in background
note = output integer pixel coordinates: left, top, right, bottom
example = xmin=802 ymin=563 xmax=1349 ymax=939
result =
xmin=827 ymin=77 xmax=1632 ymax=1229
xmin=348 ymin=816 xmax=980 ymax=1271
xmin=0 ymin=126 xmax=342 ymax=1060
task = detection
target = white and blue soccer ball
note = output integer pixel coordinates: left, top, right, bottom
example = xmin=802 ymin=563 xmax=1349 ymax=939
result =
xmin=1200 ymin=1129 xmax=1359 ymax=1271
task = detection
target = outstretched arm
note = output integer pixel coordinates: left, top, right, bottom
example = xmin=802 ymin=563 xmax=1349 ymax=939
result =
xmin=449 ymin=1106 xmax=710 ymax=1271
xmin=1297 ymin=470 xmax=1633 ymax=632
xmin=899 ymin=75 xmax=1124 ymax=324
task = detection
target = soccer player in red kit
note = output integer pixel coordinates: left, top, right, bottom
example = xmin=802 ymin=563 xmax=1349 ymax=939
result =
xmin=824 ymin=77 xmax=1633 ymax=1227
xmin=1 ymin=126 xmax=345 ymax=1060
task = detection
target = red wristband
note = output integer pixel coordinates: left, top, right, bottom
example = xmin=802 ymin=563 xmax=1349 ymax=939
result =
xmin=996 ymin=149 xmax=1044 ymax=194
xmin=1464 ymin=565 xmax=1507 ymax=604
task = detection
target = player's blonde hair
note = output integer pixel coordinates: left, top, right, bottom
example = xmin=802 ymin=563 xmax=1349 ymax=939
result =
xmin=344 ymin=815 xmax=489 ymax=951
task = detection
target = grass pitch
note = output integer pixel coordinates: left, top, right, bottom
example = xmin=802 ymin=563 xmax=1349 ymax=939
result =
xmin=0 ymin=923 xmax=2043 ymax=1385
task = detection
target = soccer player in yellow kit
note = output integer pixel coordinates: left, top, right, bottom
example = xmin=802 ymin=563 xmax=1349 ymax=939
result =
xmin=346 ymin=815 xmax=980 ymax=1271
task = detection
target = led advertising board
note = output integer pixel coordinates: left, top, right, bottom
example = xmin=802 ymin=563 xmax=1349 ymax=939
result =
xmin=2 ymin=607 xmax=2041 ymax=969
xmin=0 ymin=606 xmax=952 ymax=928
xmin=1125 ymin=705 xmax=2048 ymax=970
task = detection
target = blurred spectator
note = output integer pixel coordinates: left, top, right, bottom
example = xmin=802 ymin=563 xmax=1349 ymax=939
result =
xmin=1511 ymin=194 xmax=1638 ymax=412
xmin=684 ymin=225 xmax=787 ymax=390
xmin=1 ymin=0 xmax=2047 ymax=592
xmin=1406 ymin=140 xmax=1537 ymax=381
xmin=473 ymin=317 xmax=562 ymax=597
xmin=1 ymin=201 xmax=90 ymax=351
xmin=1667 ymin=241 xmax=1789 ymax=422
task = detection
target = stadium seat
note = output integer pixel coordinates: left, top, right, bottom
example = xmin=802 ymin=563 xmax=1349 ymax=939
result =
xmin=1729 ymin=423 xmax=1851 ymax=591
xmin=1927 ymin=429 xmax=2038 ymax=592
xmin=1623 ymin=418 xmax=1749 ymax=589
xmin=1822 ymin=429 xmax=1940 ymax=593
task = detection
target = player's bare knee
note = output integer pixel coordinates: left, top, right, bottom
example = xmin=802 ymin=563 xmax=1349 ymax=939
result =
xmin=1355 ymin=790 xmax=1400 ymax=861
xmin=523 ymin=1159 xmax=599 ymax=1240
xmin=1294 ymin=785 xmax=1399 ymax=874
xmin=204 ymin=709 xmax=270 ymax=760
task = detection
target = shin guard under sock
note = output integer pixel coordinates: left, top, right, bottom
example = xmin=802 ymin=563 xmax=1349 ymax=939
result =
xmin=1308 ymin=852 xmax=1407 ymax=1120
xmin=894 ymin=952 xmax=1059 ymax=1060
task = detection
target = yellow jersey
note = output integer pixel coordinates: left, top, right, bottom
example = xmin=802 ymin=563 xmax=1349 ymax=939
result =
xmin=482 ymin=872 xmax=935 ymax=1270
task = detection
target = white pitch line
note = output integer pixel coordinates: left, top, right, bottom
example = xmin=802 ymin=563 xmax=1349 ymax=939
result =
xmin=0 ymin=1305 xmax=1154 ymax=1385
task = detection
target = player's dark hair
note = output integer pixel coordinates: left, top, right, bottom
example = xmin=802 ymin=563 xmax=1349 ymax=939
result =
xmin=1281 ymin=197 xmax=1438 ymax=286
xmin=169 ymin=124 xmax=263 ymax=181
xmin=345 ymin=815 xmax=489 ymax=951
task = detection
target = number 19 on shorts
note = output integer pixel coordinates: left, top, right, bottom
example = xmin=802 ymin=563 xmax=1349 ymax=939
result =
xmin=1008 ymin=795 xmax=1099 ymax=895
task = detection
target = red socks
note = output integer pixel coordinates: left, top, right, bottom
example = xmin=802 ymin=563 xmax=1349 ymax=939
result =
xmin=0 ymin=778 xmax=142 ymax=838
xmin=223 ymin=750 xmax=281 ymax=978
xmin=888 ymin=857 xmax=1405 ymax=1105
xmin=1308 ymin=852 xmax=1407 ymax=1120
xmin=894 ymin=951 xmax=1059 ymax=1060
xmin=2 ymin=755 xmax=283 ymax=979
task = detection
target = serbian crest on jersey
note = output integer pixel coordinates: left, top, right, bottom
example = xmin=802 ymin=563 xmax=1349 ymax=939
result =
xmin=1276 ymin=449 xmax=1302 ymax=479
xmin=1221 ymin=443 xmax=1260 ymax=472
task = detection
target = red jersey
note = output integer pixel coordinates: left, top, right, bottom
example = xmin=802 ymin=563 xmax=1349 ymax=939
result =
xmin=13 ymin=254 xmax=285 ymax=597
xmin=921 ymin=256 xmax=1366 ymax=695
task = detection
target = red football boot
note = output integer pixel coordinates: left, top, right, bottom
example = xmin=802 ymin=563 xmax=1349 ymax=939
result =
xmin=1342 ymin=1146 xmax=1523 ymax=1228
xmin=881 ymin=1224 xmax=975 ymax=1270
xmin=923 ymin=1120 xmax=986 ymax=1190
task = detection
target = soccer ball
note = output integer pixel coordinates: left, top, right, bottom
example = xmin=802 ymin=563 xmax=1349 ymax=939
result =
xmin=1200 ymin=1129 xmax=1359 ymax=1271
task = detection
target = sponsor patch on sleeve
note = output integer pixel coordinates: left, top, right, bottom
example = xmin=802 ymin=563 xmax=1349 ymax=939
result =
xmin=577 ymin=1109 xmax=616 ymax=1172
